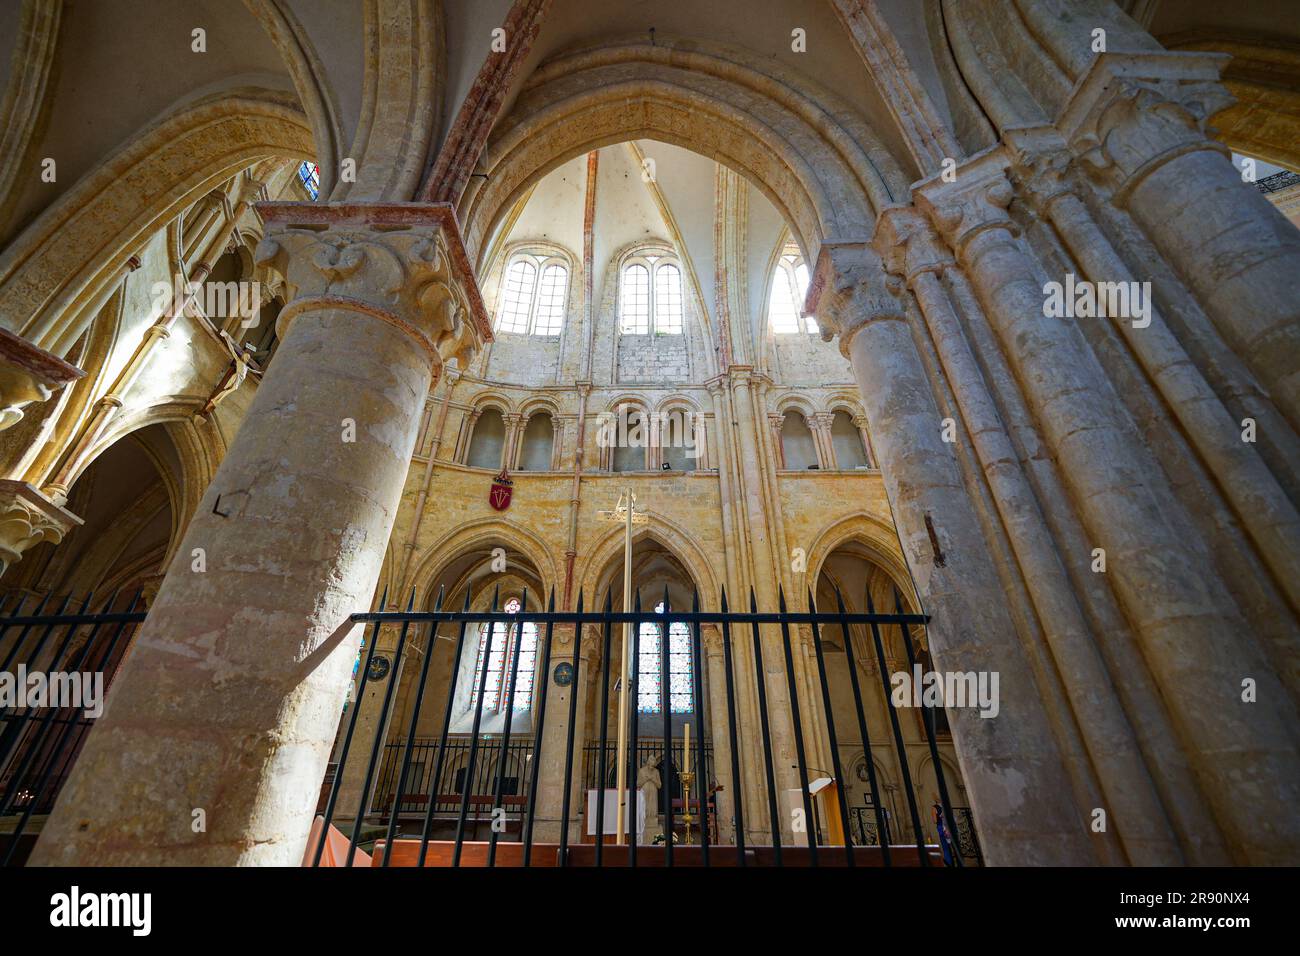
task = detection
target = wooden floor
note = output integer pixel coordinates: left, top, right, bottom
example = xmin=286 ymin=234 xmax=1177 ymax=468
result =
xmin=367 ymin=839 xmax=940 ymax=867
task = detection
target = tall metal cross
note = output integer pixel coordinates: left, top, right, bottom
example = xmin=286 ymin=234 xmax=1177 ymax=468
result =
xmin=596 ymin=488 xmax=647 ymax=844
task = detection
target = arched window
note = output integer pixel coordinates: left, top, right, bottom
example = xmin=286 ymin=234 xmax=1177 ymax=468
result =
xmin=518 ymin=412 xmax=554 ymax=471
xmin=471 ymin=597 xmax=538 ymax=712
xmin=658 ymin=407 xmax=697 ymax=471
xmin=495 ymin=254 xmax=568 ymax=335
xmin=637 ymin=602 xmax=694 ymax=714
xmin=781 ymin=412 xmax=819 ymax=469
xmin=831 ymin=410 xmax=869 ymax=469
xmin=768 ymin=246 xmax=815 ymax=334
xmin=297 ymin=161 xmax=320 ymax=200
xmin=654 ymin=263 xmax=683 ymax=334
xmin=466 ymin=407 xmax=506 ymax=469
xmin=620 ymin=254 xmax=684 ymax=334
xmin=610 ymin=404 xmax=648 ymax=472
xmin=620 ymin=263 xmax=650 ymax=333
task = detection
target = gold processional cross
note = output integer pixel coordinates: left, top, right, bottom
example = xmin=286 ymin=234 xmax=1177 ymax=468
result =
xmin=596 ymin=489 xmax=648 ymax=845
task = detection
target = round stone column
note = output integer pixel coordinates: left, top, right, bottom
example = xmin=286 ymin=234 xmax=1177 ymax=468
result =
xmin=1059 ymin=56 xmax=1300 ymax=427
xmin=916 ymin=157 xmax=1300 ymax=864
xmin=31 ymin=202 xmax=487 ymax=866
xmin=809 ymin=240 xmax=1095 ymax=865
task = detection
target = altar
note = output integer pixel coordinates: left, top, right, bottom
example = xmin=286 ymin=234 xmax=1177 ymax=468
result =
xmin=584 ymin=789 xmax=647 ymax=844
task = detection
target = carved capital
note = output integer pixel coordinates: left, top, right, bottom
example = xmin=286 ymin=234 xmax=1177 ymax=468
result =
xmin=871 ymin=206 xmax=954 ymax=285
xmin=807 ymin=242 xmax=906 ymax=358
xmin=253 ymin=202 xmax=492 ymax=372
xmin=0 ymin=328 xmax=85 ymax=431
xmin=914 ymin=153 xmax=1018 ymax=259
xmin=1004 ymin=127 xmax=1078 ymax=214
xmin=0 ymin=480 xmax=82 ymax=574
xmin=1055 ymin=52 xmax=1234 ymax=199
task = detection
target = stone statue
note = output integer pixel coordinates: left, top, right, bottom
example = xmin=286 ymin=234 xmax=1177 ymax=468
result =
xmin=636 ymin=758 xmax=660 ymax=844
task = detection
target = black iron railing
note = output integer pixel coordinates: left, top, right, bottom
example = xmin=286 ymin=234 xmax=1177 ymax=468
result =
xmin=314 ymin=583 xmax=976 ymax=868
xmin=371 ymin=735 xmax=534 ymax=817
xmin=0 ymin=591 xmax=146 ymax=866
xmin=849 ymin=805 xmax=892 ymax=848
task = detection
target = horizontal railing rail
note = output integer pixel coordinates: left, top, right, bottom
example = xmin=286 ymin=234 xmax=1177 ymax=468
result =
xmin=312 ymin=582 xmax=975 ymax=869
xmin=0 ymin=590 xmax=146 ymax=866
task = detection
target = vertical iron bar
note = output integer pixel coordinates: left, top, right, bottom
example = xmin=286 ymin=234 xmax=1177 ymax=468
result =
xmin=660 ymin=585 xmax=674 ymax=867
xmin=0 ymin=593 xmax=46 ymax=675
xmin=0 ymin=593 xmax=85 ymax=798
xmin=2 ymin=591 xmax=138 ymax=864
xmin=749 ymin=588 xmax=782 ymax=865
xmin=594 ymin=591 xmax=613 ymax=866
xmin=345 ymin=588 xmax=417 ymax=867
xmin=895 ymin=587 xmax=963 ymax=867
xmin=865 ymin=586 xmax=929 ymax=865
xmin=314 ymin=585 xmax=387 ymax=867
xmin=418 ymin=589 xmax=473 ymax=865
xmin=522 ymin=589 xmax=557 ymax=865
xmin=629 ymin=589 xmax=641 ymax=867
xmin=488 ymin=589 xmax=527 ymax=867
xmin=382 ymin=586 xmax=445 ymax=867
xmin=453 ymin=586 xmax=500 ymax=865
xmin=834 ymin=586 xmax=890 ymax=865
xmin=777 ymin=586 xmax=818 ymax=867
xmin=690 ymin=589 xmax=710 ymax=865
xmin=558 ymin=590 xmax=584 ymax=866
xmin=807 ymin=589 xmax=855 ymax=867
xmin=718 ymin=586 xmax=745 ymax=865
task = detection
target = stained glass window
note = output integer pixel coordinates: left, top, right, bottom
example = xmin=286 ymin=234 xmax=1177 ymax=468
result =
xmin=297 ymin=161 xmax=320 ymax=201
xmin=637 ymin=602 xmax=694 ymax=714
xmin=470 ymin=596 xmax=537 ymax=712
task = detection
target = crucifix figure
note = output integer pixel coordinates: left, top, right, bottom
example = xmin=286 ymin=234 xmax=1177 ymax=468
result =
xmin=596 ymin=489 xmax=647 ymax=844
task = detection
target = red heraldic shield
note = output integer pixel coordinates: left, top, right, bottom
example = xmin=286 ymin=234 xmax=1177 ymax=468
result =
xmin=489 ymin=469 xmax=513 ymax=511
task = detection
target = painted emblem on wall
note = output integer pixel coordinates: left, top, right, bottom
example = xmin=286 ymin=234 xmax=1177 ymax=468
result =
xmin=367 ymin=655 xmax=391 ymax=682
xmin=553 ymin=662 xmax=574 ymax=687
xmin=490 ymin=468 xmax=514 ymax=511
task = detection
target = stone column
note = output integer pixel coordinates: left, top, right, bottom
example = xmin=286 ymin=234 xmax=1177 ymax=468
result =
xmin=811 ymin=412 xmax=837 ymax=469
xmin=808 ymin=240 xmax=1093 ymax=865
xmin=728 ymin=367 xmax=802 ymax=831
xmin=533 ymin=623 xmax=602 ymax=845
xmin=31 ymin=202 xmax=488 ymax=866
xmin=767 ymin=412 xmax=786 ymax=469
xmin=852 ymin=414 xmax=875 ymax=468
xmin=700 ymin=624 xmax=736 ymax=844
xmin=916 ymin=156 xmax=1300 ymax=864
xmin=502 ymin=412 xmax=523 ymax=471
xmin=1058 ymin=53 xmax=1300 ymax=427
xmin=1007 ymin=128 xmax=1300 ymax=625
xmin=875 ymin=205 xmax=1180 ymax=864
xmin=331 ymin=621 xmax=404 ymax=825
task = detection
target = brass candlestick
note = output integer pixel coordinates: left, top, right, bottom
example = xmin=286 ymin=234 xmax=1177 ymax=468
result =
xmin=679 ymin=771 xmax=696 ymax=845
